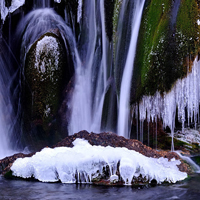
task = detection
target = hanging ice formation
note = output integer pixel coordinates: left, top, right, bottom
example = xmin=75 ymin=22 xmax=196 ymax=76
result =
xmin=136 ymin=58 xmax=200 ymax=151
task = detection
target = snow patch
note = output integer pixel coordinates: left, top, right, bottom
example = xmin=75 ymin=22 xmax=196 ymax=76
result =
xmin=173 ymin=128 xmax=200 ymax=146
xmin=11 ymin=138 xmax=187 ymax=185
xmin=0 ymin=0 xmax=25 ymax=22
xmin=35 ymin=36 xmax=60 ymax=78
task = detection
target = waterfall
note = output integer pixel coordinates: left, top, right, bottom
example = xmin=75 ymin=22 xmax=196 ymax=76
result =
xmin=1 ymin=0 xmax=200 ymax=156
xmin=0 ymin=36 xmax=18 ymax=159
xmin=68 ymin=0 xmax=108 ymax=135
xmin=117 ymin=0 xmax=145 ymax=138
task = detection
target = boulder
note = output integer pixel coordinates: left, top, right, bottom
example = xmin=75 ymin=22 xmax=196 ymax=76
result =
xmin=0 ymin=130 xmax=192 ymax=185
xmin=22 ymin=32 xmax=68 ymax=150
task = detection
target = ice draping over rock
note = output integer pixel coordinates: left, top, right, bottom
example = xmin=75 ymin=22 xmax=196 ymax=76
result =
xmin=0 ymin=0 xmax=25 ymax=22
xmin=11 ymin=139 xmax=187 ymax=185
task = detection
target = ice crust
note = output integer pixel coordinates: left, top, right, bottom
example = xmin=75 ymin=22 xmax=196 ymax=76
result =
xmin=11 ymin=139 xmax=187 ymax=185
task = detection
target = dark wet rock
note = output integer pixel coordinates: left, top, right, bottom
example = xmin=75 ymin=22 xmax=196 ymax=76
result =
xmin=101 ymin=77 xmax=118 ymax=132
xmin=22 ymin=32 xmax=68 ymax=150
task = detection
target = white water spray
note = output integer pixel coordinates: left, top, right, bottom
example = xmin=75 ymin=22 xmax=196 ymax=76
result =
xmin=117 ymin=0 xmax=145 ymax=138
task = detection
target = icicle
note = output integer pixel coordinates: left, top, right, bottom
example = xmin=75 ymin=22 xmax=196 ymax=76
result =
xmin=136 ymin=58 xmax=200 ymax=150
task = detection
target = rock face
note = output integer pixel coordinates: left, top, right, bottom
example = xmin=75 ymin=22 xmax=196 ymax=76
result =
xmin=22 ymin=32 xmax=67 ymax=150
xmin=0 ymin=131 xmax=191 ymax=183
xmin=132 ymin=0 xmax=200 ymax=102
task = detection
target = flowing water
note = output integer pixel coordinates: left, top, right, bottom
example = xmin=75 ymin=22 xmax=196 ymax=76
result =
xmin=1 ymin=0 xmax=200 ymax=198
xmin=117 ymin=0 xmax=145 ymax=138
xmin=1 ymin=174 xmax=200 ymax=200
xmin=0 ymin=34 xmax=19 ymax=159
xmin=68 ymin=0 xmax=110 ymax=135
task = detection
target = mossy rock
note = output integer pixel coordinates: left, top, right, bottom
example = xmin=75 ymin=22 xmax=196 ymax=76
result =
xmin=131 ymin=0 xmax=200 ymax=103
xmin=22 ymin=32 xmax=67 ymax=150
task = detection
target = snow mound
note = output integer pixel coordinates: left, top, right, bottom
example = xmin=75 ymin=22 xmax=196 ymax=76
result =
xmin=11 ymin=139 xmax=187 ymax=185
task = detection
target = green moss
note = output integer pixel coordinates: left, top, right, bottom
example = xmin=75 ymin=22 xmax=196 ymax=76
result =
xmin=4 ymin=170 xmax=14 ymax=179
xmin=113 ymin=0 xmax=123 ymax=48
xmin=132 ymin=0 xmax=172 ymax=101
xmin=132 ymin=0 xmax=200 ymax=103
xmin=175 ymin=0 xmax=200 ymax=67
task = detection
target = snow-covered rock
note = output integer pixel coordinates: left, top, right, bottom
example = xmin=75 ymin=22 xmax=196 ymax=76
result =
xmin=11 ymin=138 xmax=187 ymax=185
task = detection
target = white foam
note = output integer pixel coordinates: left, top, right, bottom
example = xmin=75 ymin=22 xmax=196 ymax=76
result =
xmin=11 ymin=138 xmax=187 ymax=185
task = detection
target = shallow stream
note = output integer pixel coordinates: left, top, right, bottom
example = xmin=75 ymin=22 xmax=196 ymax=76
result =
xmin=0 ymin=174 xmax=200 ymax=200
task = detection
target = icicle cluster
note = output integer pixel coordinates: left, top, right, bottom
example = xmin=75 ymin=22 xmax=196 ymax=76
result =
xmin=11 ymin=139 xmax=187 ymax=185
xmin=137 ymin=58 xmax=200 ymax=143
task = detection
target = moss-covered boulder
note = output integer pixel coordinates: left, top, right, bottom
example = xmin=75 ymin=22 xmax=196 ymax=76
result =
xmin=131 ymin=0 xmax=200 ymax=103
xmin=22 ymin=32 xmax=67 ymax=150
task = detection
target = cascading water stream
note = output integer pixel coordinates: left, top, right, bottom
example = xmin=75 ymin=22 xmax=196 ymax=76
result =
xmin=117 ymin=0 xmax=145 ymax=138
xmin=0 ymin=36 xmax=18 ymax=159
xmin=68 ymin=0 xmax=109 ymax=135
